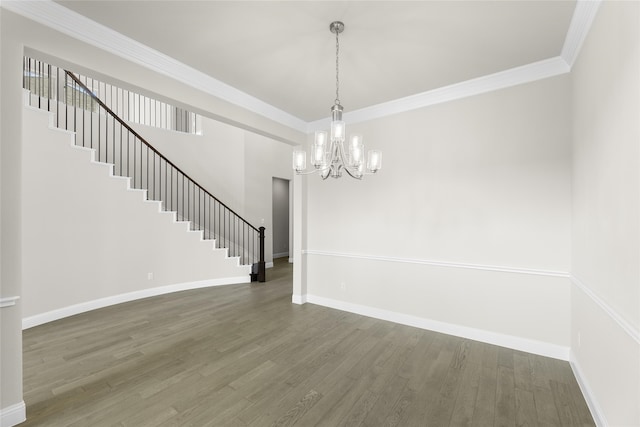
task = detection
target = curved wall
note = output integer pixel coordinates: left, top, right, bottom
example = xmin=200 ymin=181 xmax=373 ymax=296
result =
xmin=21 ymin=105 xmax=251 ymax=326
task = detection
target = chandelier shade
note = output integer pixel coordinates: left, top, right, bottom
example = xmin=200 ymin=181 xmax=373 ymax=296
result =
xmin=293 ymin=21 xmax=382 ymax=180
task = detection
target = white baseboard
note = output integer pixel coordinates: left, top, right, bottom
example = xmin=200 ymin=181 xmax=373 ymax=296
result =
xmin=0 ymin=401 xmax=26 ymax=427
xmin=305 ymin=294 xmax=570 ymax=361
xmin=291 ymin=294 xmax=307 ymax=305
xmin=273 ymin=252 xmax=289 ymax=259
xmin=266 ymin=262 xmax=274 ymax=269
xmin=288 ymin=258 xmax=293 ymax=264
xmin=22 ymin=276 xmax=251 ymax=329
xmin=570 ymin=351 xmax=606 ymax=426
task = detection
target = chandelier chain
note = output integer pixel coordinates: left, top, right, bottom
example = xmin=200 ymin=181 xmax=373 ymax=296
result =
xmin=335 ymin=27 xmax=340 ymax=106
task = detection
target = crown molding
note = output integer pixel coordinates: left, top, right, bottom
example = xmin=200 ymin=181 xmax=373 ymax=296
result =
xmin=3 ymin=0 xmax=600 ymax=133
xmin=561 ymin=0 xmax=602 ymax=67
xmin=1 ymin=0 xmax=308 ymax=133
xmin=307 ymin=56 xmax=570 ymax=131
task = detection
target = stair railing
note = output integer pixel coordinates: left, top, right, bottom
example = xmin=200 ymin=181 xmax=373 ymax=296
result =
xmin=23 ymin=57 xmax=265 ymax=282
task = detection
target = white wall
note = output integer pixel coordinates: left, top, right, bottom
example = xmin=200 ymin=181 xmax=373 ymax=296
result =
xmin=0 ymin=7 xmax=26 ymax=425
xmin=244 ymin=132 xmax=294 ymax=267
xmin=130 ymin=117 xmax=294 ymax=267
xmin=137 ymin=115 xmax=296 ymax=268
xmin=130 ymin=118 xmax=246 ymax=217
xmin=570 ymin=1 xmax=640 ymax=425
xmin=0 ymin=8 xmax=304 ymax=424
xmin=1 ymin=10 xmax=298 ymax=423
xmin=302 ymin=75 xmax=573 ymax=358
xmin=292 ymin=172 xmax=307 ymax=303
xmin=21 ymin=105 xmax=251 ymax=323
xmin=19 ymin=85 xmax=296 ymax=325
xmin=13 ymin=14 xmax=305 ymax=147
xmin=4 ymin=3 xmax=639 ymax=426
xmin=132 ymin=112 xmax=296 ymax=271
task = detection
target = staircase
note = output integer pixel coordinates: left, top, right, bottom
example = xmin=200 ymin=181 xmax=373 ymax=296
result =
xmin=22 ymin=56 xmax=265 ymax=283
xmin=21 ymin=57 xmax=269 ymax=327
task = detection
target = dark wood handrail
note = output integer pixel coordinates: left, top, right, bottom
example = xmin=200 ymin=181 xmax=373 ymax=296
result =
xmin=64 ymin=70 xmax=259 ymax=233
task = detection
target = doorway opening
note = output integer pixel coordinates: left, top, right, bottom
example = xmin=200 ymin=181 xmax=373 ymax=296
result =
xmin=271 ymin=177 xmax=290 ymax=261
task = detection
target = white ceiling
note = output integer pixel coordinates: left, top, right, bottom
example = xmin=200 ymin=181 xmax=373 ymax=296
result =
xmin=52 ymin=1 xmax=577 ymax=123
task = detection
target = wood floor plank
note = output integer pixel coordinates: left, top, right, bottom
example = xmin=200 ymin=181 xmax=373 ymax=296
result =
xmin=345 ymin=336 xmax=394 ymax=381
xmin=498 ymin=346 xmax=515 ymax=369
xmin=449 ymin=342 xmax=483 ymax=426
xmin=530 ymin=353 xmax=554 ymax=390
xmin=515 ymin=388 xmax=539 ymax=427
xmin=513 ymin=352 xmax=533 ymax=391
xmin=495 ymin=365 xmax=517 ymax=427
xmin=270 ymin=389 xmax=322 ymax=427
xmin=358 ymin=373 xmax=408 ymax=426
xmin=236 ymin=329 xmax=372 ymax=424
xmin=550 ymin=379 xmax=585 ymax=426
xmin=398 ymin=331 xmax=435 ymax=382
xmin=472 ymin=364 xmax=498 ymax=427
xmin=403 ymin=333 xmax=457 ymax=426
xmin=381 ymin=385 xmax=416 ymax=427
xmin=21 ymin=259 xmax=595 ymax=427
xmin=290 ymin=374 xmax=357 ymax=425
xmin=338 ymin=389 xmax=378 ymax=427
xmin=311 ymin=362 xmax=381 ymax=427
xmin=532 ymin=385 xmax=563 ymax=426
xmin=424 ymin=340 xmax=470 ymax=426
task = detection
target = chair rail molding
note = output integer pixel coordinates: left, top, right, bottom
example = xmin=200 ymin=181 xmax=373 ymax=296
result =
xmin=0 ymin=296 xmax=20 ymax=308
xmin=303 ymin=250 xmax=570 ymax=278
xmin=571 ymin=274 xmax=640 ymax=344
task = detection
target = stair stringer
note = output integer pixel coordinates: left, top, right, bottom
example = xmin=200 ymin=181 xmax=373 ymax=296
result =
xmin=21 ymin=104 xmax=251 ymax=328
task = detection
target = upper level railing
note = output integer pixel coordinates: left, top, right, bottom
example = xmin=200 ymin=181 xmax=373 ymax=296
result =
xmin=23 ymin=57 xmax=202 ymax=134
xmin=23 ymin=56 xmax=265 ymax=281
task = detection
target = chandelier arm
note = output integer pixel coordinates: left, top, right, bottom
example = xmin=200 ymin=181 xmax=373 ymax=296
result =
xmin=337 ymin=139 xmax=363 ymax=180
xmin=295 ymin=166 xmax=330 ymax=176
xmin=342 ymin=166 xmax=364 ymax=180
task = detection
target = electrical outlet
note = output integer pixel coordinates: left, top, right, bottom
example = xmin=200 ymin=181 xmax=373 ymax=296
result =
xmin=147 ymin=272 xmax=153 ymax=280
xmin=340 ymin=282 xmax=346 ymax=291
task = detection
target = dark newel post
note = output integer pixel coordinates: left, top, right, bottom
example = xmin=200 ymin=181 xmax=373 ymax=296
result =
xmin=258 ymin=227 xmax=266 ymax=282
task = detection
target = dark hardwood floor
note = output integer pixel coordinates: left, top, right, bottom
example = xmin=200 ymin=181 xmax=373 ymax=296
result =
xmin=22 ymin=258 xmax=594 ymax=426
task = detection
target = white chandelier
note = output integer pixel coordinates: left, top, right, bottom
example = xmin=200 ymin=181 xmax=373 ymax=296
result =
xmin=293 ymin=21 xmax=382 ymax=180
